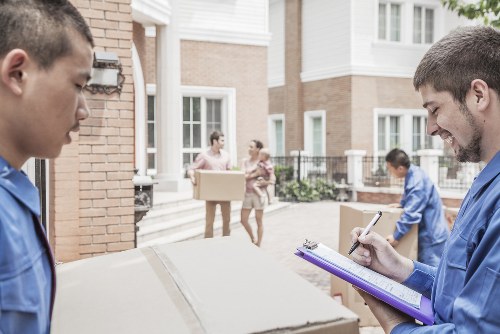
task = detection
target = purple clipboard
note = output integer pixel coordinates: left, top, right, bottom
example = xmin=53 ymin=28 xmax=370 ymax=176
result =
xmin=295 ymin=246 xmax=434 ymax=326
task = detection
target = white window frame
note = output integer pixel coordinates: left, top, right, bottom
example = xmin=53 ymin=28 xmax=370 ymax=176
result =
xmin=412 ymin=4 xmax=435 ymax=44
xmin=374 ymin=108 xmax=442 ymax=157
xmin=181 ymin=86 xmax=237 ymax=172
xmin=304 ymin=110 xmax=326 ymax=156
xmin=378 ymin=1 xmax=403 ymax=43
xmin=146 ymin=84 xmax=157 ymax=176
xmin=376 ymin=0 xmax=440 ymax=46
xmin=268 ymin=114 xmax=285 ymax=156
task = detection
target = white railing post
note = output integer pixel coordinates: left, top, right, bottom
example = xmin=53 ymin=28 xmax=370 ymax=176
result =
xmin=345 ymin=150 xmax=366 ymax=188
xmin=417 ymin=149 xmax=443 ymax=187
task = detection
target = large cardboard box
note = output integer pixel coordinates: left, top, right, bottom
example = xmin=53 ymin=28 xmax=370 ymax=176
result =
xmin=193 ymin=170 xmax=245 ymax=201
xmin=52 ymin=237 xmax=360 ymax=334
xmin=331 ymin=203 xmax=418 ymax=327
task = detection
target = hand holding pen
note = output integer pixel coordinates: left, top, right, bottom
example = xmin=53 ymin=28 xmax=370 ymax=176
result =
xmin=348 ymin=211 xmax=383 ymax=255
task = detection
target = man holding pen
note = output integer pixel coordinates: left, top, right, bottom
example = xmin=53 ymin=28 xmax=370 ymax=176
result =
xmin=350 ymin=26 xmax=500 ymax=333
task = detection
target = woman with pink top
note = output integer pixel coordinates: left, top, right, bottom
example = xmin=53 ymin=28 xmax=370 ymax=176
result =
xmin=240 ymin=140 xmax=275 ymax=246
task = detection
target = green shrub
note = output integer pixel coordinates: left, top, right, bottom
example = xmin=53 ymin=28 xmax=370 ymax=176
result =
xmin=280 ymin=179 xmax=320 ymax=202
xmin=314 ymin=179 xmax=336 ymax=200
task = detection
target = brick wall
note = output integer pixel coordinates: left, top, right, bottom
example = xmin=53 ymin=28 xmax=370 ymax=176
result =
xmin=303 ymin=77 xmax=352 ymax=156
xmin=284 ymin=0 xmax=303 ymax=152
xmin=51 ymin=0 xmax=136 ymax=262
xmin=181 ymin=40 xmax=268 ymax=162
xmin=351 ymin=76 xmax=423 ymax=154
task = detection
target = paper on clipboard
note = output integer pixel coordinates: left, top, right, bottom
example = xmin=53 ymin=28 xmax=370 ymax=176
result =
xmin=295 ymin=240 xmax=434 ymax=326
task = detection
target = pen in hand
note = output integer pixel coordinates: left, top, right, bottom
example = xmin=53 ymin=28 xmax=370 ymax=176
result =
xmin=347 ymin=211 xmax=383 ymax=255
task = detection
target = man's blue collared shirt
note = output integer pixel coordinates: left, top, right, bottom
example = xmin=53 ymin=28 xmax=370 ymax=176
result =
xmin=0 ymin=157 xmax=53 ymax=334
xmin=395 ymin=165 xmax=449 ymax=265
xmin=393 ymin=151 xmax=500 ymax=333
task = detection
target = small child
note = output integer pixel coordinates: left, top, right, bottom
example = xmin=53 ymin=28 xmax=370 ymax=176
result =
xmin=248 ymin=148 xmax=274 ymax=203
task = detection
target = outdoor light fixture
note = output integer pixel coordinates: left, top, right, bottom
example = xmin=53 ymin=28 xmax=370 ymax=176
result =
xmin=85 ymin=51 xmax=125 ymax=95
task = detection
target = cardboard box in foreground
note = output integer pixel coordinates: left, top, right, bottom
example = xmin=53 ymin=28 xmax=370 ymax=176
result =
xmin=52 ymin=237 xmax=360 ymax=334
xmin=193 ymin=170 xmax=245 ymax=201
xmin=332 ymin=203 xmax=418 ymax=327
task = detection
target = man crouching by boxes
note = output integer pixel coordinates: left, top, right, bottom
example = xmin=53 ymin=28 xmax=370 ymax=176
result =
xmin=188 ymin=131 xmax=232 ymax=238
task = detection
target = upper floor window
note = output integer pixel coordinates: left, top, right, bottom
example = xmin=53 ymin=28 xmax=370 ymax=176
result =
xmin=378 ymin=2 xmax=401 ymax=42
xmin=413 ymin=6 xmax=434 ymax=44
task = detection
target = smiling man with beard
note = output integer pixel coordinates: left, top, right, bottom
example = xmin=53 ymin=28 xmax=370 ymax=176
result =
xmin=348 ymin=25 xmax=500 ymax=333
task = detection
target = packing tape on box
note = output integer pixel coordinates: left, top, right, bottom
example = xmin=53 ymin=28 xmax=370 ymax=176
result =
xmin=141 ymin=247 xmax=206 ymax=333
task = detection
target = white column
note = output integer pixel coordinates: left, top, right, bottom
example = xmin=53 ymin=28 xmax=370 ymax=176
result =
xmin=417 ymin=149 xmax=443 ymax=187
xmin=154 ymin=3 xmax=190 ymax=192
xmin=345 ymin=150 xmax=366 ymax=188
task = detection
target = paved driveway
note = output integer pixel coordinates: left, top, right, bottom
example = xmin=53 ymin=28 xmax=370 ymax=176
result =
xmin=227 ymin=201 xmax=384 ymax=334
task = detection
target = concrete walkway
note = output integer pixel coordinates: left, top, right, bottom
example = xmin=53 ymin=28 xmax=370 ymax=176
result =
xmin=194 ymin=200 xmax=384 ymax=334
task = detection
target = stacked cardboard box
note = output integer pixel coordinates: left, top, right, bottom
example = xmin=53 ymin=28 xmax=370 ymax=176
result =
xmin=52 ymin=237 xmax=360 ymax=334
xmin=332 ymin=203 xmax=418 ymax=327
xmin=193 ymin=170 xmax=245 ymax=201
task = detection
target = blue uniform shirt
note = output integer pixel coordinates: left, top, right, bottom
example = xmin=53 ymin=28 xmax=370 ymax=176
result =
xmin=0 ymin=157 xmax=54 ymax=334
xmin=393 ymin=151 xmax=500 ymax=333
xmin=395 ymin=165 xmax=449 ymax=266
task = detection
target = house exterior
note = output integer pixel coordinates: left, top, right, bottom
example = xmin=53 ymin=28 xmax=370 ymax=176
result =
xmin=132 ymin=0 xmax=271 ymax=193
xmin=24 ymin=0 xmax=271 ymax=262
xmin=267 ymin=0 xmax=470 ymax=158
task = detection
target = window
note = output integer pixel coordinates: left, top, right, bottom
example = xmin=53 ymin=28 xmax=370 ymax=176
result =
xmin=413 ymin=6 xmax=434 ymax=44
xmin=147 ymin=95 xmax=157 ymax=175
xmin=268 ymin=114 xmax=285 ymax=156
xmin=375 ymin=109 xmax=442 ymax=156
xmin=182 ymin=96 xmax=224 ymax=167
xmin=379 ymin=2 xmax=401 ymax=42
xmin=304 ymin=110 xmax=325 ymax=156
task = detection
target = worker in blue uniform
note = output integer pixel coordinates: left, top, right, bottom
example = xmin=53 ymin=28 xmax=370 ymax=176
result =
xmin=0 ymin=1 xmax=93 ymax=332
xmin=385 ymin=148 xmax=449 ymax=267
xmin=349 ymin=25 xmax=500 ymax=333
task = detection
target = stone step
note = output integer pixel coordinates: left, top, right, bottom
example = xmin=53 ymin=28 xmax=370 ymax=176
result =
xmin=137 ymin=200 xmax=206 ymax=228
xmin=137 ymin=201 xmax=290 ymax=247
xmin=137 ymin=202 xmax=244 ymax=244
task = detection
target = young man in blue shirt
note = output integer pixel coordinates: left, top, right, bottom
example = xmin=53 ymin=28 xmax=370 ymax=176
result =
xmin=0 ymin=1 xmax=93 ymax=333
xmin=385 ymin=148 xmax=449 ymax=267
xmin=350 ymin=26 xmax=500 ymax=333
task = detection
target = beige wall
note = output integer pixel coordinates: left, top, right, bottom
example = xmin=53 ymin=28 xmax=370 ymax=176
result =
xmin=181 ymin=40 xmax=268 ymax=163
xmin=51 ymin=0 xmax=136 ymax=262
xmin=303 ymin=77 xmax=352 ymax=156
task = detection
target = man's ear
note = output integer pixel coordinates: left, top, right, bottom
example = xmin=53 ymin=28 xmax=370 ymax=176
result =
xmin=0 ymin=49 xmax=29 ymax=96
xmin=470 ymin=79 xmax=490 ymax=112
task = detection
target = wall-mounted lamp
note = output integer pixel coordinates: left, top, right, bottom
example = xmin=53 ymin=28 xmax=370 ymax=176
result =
xmin=85 ymin=51 xmax=125 ymax=95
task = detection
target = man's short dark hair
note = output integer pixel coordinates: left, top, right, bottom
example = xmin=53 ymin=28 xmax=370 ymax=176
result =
xmin=251 ymin=139 xmax=263 ymax=150
xmin=385 ymin=149 xmax=411 ymax=169
xmin=413 ymin=25 xmax=500 ymax=105
xmin=0 ymin=0 xmax=94 ymax=69
xmin=209 ymin=130 xmax=224 ymax=145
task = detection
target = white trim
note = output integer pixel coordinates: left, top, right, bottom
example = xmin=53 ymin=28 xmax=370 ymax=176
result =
xmin=181 ymin=86 xmax=237 ymax=167
xmin=180 ymin=27 xmax=272 ymax=47
xmin=303 ymin=110 xmax=326 ymax=156
xmin=132 ymin=44 xmax=147 ymax=176
xmin=146 ymin=83 xmax=156 ymax=95
xmin=131 ymin=0 xmax=171 ymax=25
xmin=268 ymin=77 xmax=285 ymax=88
xmin=268 ymin=114 xmax=285 ymax=156
xmin=301 ymin=63 xmax=420 ymax=82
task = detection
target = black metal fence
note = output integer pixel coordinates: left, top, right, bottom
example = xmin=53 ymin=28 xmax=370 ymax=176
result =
xmin=272 ymin=154 xmax=477 ymax=196
xmin=271 ymin=155 xmax=348 ymax=197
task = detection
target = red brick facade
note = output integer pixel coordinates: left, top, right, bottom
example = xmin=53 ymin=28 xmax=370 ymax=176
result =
xmin=50 ymin=0 xmax=136 ymax=262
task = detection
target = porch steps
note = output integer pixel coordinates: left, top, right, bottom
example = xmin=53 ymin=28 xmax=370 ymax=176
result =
xmin=137 ymin=191 xmax=291 ymax=247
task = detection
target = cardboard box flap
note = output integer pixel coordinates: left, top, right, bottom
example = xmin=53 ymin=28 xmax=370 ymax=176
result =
xmin=51 ymin=248 xmax=195 ymax=334
xmin=154 ymin=238 xmax=358 ymax=334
